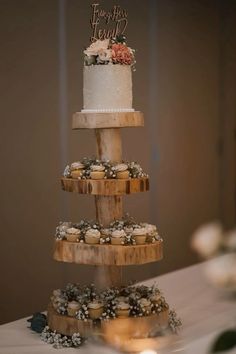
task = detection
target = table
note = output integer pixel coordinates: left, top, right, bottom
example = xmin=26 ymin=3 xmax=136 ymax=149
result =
xmin=0 ymin=262 xmax=235 ymax=354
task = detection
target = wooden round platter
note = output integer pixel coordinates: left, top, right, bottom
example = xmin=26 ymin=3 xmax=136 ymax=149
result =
xmin=61 ymin=177 xmax=149 ymax=195
xmin=47 ymin=302 xmax=169 ymax=341
xmin=53 ymin=239 xmax=163 ymax=266
xmin=72 ymin=111 xmax=144 ymax=129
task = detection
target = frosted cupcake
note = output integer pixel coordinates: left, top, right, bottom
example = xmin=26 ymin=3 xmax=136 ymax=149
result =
xmin=139 ymin=298 xmax=152 ymax=315
xmin=66 ymin=227 xmax=80 ymax=242
xmin=115 ymin=301 xmax=130 ymax=318
xmin=132 ymin=228 xmax=147 ymax=245
xmin=90 ymin=165 xmax=105 ymax=179
xmin=111 ymin=229 xmax=126 ymax=245
xmin=88 ymin=300 xmax=104 ymax=319
xmin=141 ymin=223 xmax=158 ymax=242
xmin=70 ymin=162 xmax=85 ymax=179
xmin=67 ymin=301 xmax=81 ymax=317
xmin=85 ymin=228 xmax=101 ymax=244
xmin=114 ymin=163 xmax=129 ymax=179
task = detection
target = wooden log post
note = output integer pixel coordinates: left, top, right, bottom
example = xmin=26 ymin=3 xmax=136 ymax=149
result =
xmin=94 ymin=128 xmax=123 ymax=288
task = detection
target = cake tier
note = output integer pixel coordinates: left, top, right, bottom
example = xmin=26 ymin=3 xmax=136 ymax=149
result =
xmin=83 ymin=64 xmax=133 ymax=112
xmin=61 ymin=177 xmax=149 ymax=195
xmin=72 ymin=111 xmax=144 ymax=129
xmin=53 ymin=240 xmax=163 ymax=266
xmin=47 ymin=302 xmax=168 ymax=338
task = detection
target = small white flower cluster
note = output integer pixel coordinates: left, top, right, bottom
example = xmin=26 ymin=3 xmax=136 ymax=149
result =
xmin=100 ymin=288 xmax=119 ymax=320
xmin=76 ymin=304 xmax=89 ymax=321
xmin=168 ymin=310 xmax=182 ymax=333
xmin=63 ymin=158 xmax=148 ymax=180
xmin=40 ymin=326 xmax=82 ymax=348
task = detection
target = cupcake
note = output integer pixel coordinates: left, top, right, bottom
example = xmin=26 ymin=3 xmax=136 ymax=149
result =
xmin=141 ymin=223 xmax=158 ymax=242
xmin=88 ymin=300 xmax=104 ymax=319
xmin=132 ymin=228 xmax=147 ymax=245
xmin=139 ymin=298 xmax=152 ymax=315
xmin=70 ymin=162 xmax=85 ymax=179
xmin=67 ymin=301 xmax=81 ymax=317
xmin=111 ymin=229 xmax=126 ymax=245
xmin=85 ymin=228 xmax=101 ymax=244
xmin=66 ymin=227 xmax=80 ymax=242
xmin=90 ymin=165 xmax=105 ymax=179
xmin=115 ymin=301 xmax=130 ymax=318
xmin=114 ymin=163 xmax=129 ymax=179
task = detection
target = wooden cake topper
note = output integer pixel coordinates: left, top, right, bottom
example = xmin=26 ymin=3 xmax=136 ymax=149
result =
xmin=90 ymin=3 xmax=128 ymax=42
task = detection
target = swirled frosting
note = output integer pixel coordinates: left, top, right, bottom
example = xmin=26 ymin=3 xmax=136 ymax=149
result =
xmin=111 ymin=230 xmax=126 ymax=238
xmin=114 ymin=163 xmax=128 ymax=172
xmin=132 ymin=228 xmax=147 ymax=236
xmin=85 ymin=229 xmax=101 ymax=238
xmin=71 ymin=162 xmax=85 ymax=170
xmin=67 ymin=227 xmax=80 ymax=235
xmin=91 ymin=165 xmax=105 ymax=172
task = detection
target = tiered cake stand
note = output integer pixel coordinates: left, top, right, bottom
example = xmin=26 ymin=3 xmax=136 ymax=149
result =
xmin=47 ymin=110 xmax=165 ymax=347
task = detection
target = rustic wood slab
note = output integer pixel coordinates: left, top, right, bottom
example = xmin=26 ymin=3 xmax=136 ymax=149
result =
xmin=47 ymin=303 xmax=94 ymax=337
xmin=53 ymin=240 xmax=163 ymax=266
xmin=47 ymin=301 xmax=169 ymax=343
xmin=61 ymin=177 xmax=149 ymax=195
xmin=72 ymin=111 xmax=144 ymax=129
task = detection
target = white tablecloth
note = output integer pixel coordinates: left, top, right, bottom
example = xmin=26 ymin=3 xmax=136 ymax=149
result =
xmin=0 ymin=262 xmax=235 ymax=354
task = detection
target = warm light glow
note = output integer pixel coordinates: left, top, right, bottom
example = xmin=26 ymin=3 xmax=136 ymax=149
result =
xmin=140 ymin=350 xmax=157 ymax=354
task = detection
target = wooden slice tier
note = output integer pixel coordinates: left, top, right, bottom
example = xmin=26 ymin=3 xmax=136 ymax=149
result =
xmin=47 ymin=303 xmax=94 ymax=337
xmin=61 ymin=177 xmax=149 ymax=195
xmin=53 ymin=240 xmax=163 ymax=266
xmin=72 ymin=111 xmax=144 ymax=129
xmin=47 ymin=302 xmax=169 ymax=339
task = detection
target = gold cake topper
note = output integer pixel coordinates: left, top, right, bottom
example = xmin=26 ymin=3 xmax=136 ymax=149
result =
xmin=90 ymin=3 xmax=128 ymax=42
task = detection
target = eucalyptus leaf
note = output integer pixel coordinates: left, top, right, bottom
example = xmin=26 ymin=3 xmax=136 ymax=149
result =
xmin=210 ymin=330 xmax=236 ymax=353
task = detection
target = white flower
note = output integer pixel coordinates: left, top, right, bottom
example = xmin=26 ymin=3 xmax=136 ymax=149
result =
xmin=97 ymin=49 xmax=112 ymax=62
xmin=84 ymin=39 xmax=109 ymax=57
xmin=205 ymin=254 xmax=236 ymax=289
xmin=191 ymin=222 xmax=223 ymax=258
xmin=224 ymin=230 xmax=236 ymax=251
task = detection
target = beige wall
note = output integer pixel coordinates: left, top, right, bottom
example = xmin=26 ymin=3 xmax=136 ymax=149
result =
xmin=0 ymin=0 xmax=235 ymax=324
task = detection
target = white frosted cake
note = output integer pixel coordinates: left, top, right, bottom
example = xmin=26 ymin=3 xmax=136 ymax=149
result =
xmin=83 ymin=64 xmax=133 ymax=112
xmin=82 ymin=38 xmax=135 ymax=113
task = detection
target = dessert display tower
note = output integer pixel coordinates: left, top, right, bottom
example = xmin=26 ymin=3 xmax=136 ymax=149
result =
xmin=47 ymin=110 xmax=164 ymax=339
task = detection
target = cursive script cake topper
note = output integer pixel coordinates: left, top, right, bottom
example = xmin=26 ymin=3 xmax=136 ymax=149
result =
xmin=90 ymin=3 xmax=128 ymax=42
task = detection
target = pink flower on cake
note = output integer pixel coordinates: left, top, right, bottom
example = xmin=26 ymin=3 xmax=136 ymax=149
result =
xmin=111 ymin=43 xmax=134 ymax=65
